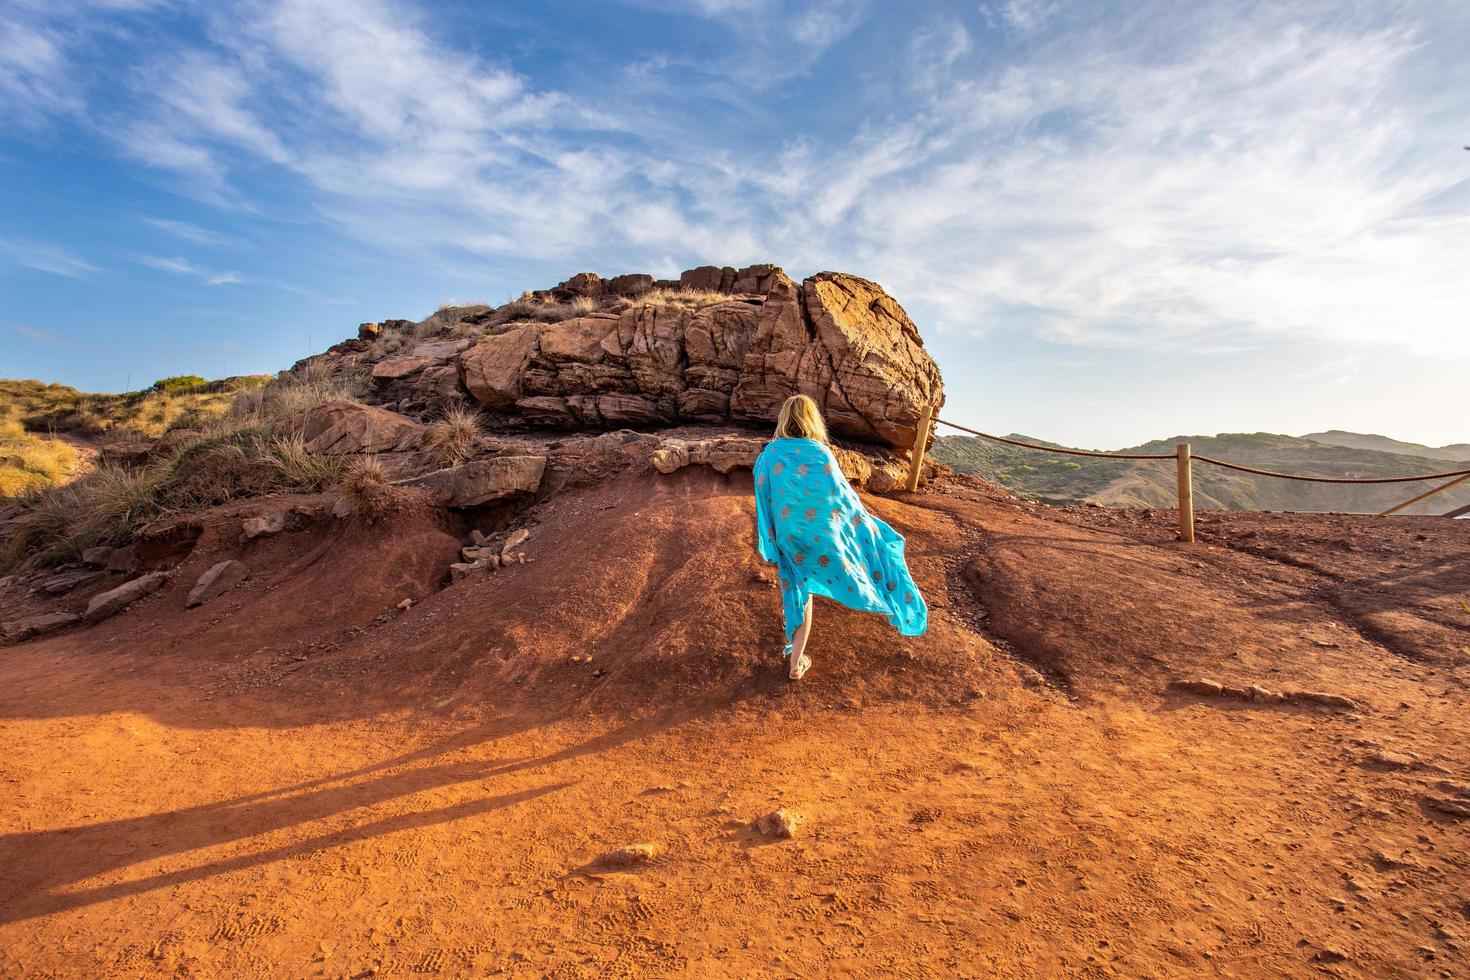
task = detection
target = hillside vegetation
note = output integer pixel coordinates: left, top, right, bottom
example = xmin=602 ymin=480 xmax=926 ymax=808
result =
xmin=931 ymin=431 xmax=1470 ymax=515
xmin=0 ymin=376 xmax=271 ymax=441
xmin=0 ymin=376 xmax=272 ymax=499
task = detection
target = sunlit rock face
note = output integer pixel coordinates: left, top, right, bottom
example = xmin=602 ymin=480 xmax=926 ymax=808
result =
xmin=456 ymin=264 xmax=944 ymax=449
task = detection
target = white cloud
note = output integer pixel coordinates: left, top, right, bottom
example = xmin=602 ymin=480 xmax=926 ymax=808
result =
xmin=145 ymin=218 xmax=238 ymax=246
xmin=982 ymin=0 xmax=1060 ymax=35
xmin=133 ymin=253 xmax=246 ymax=285
xmin=0 ymin=238 xmax=96 ymax=277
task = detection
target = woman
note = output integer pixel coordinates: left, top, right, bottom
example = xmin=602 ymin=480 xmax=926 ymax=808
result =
xmin=753 ymin=394 xmax=928 ymax=680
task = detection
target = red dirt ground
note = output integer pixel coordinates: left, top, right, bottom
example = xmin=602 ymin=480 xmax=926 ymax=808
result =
xmin=1 ymin=467 xmax=1467 ymax=977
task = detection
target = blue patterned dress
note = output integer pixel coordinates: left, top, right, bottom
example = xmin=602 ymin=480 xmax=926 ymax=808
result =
xmin=753 ymin=437 xmax=928 ymax=642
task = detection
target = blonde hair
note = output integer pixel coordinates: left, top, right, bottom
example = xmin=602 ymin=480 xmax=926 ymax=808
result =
xmin=774 ymin=394 xmax=828 ymax=442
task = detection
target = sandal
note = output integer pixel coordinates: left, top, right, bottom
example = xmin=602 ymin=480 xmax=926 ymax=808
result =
xmin=788 ymin=651 xmax=812 ymax=681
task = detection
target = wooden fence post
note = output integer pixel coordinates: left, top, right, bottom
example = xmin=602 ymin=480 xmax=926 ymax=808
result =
xmin=906 ymin=403 xmax=935 ymax=492
xmin=1379 ymin=472 xmax=1470 ymax=516
xmin=1176 ymin=443 xmax=1195 ymax=543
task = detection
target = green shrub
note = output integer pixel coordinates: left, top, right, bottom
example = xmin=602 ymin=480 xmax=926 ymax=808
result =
xmin=151 ymin=375 xmax=208 ymax=393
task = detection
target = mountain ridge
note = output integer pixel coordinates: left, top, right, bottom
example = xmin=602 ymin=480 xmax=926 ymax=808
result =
xmin=930 ymin=429 xmax=1470 ymax=515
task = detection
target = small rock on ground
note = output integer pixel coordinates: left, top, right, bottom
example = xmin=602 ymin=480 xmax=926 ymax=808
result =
xmin=242 ymin=514 xmax=286 ymax=539
xmin=599 ymin=843 xmax=658 ymax=866
xmin=756 ymin=808 xmax=805 ymax=839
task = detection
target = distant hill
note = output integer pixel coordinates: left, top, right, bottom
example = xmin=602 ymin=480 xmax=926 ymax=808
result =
xmin=0 ymin=375 xmax=270 ymax=497
xmin=1302 ymin=430 xmax=1470 ymax=462
xmin=930 ymin=431 xmax=1470 ymax=516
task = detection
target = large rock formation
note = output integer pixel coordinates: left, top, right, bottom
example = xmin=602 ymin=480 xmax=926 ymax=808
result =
xmin=453 ymin=265 xmax=943 ymax=449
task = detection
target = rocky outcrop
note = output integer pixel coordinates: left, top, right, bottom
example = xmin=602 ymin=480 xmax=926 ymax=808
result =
xmin=730 ymin=273 xmax=942 ymax=448
xmin=401 ymin=456 xmax=547 ymax=507
xmin=274 ymin=400 xmax=425 ymax=454
xmin=453 ymin=265 xmax=943 ymax=449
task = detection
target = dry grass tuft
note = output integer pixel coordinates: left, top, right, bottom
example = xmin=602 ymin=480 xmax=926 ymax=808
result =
xmin=264 ymin=432 xmax=344 ymax=491
xmin=335 ymin=455 xmax=403 ymax=521
xmin=228 ymin=363 xmax=366 ymax=427
xmin=423 ymin=404 xmax=482 ymax=464
xmin=1 ymin=422 xmax=352 ymax=571
xmin=1 ymin=464 xmax=165 ymax=569
xmin=610 ymin=287 xmax=731 ymax=313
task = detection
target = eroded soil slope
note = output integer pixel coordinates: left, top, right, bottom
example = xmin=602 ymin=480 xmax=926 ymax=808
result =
xmin=1 ymin=471 xmax=1467 ymax=978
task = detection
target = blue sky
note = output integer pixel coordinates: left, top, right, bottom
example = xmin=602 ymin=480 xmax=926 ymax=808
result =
xmin=2 ymin=0 xmax=1467 ymax=449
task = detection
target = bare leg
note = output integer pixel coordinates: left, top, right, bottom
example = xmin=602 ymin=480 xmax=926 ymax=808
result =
xmin=788 ymin=596 xmax=813 ymax=679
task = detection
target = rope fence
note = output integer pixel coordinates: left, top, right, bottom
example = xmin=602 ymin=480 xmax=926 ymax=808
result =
xmin=903 ymin=410 xmax=1470 ymax=541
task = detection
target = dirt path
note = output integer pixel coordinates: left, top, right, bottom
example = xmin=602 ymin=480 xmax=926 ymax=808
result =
xmin=1 ymin=473 xmax=1466 ymax=977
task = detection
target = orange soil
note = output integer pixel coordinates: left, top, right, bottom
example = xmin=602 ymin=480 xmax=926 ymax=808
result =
xmin=1 ymin=469 xmax=1467 ymax=977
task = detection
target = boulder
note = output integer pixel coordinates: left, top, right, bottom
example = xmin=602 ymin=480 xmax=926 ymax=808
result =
xmin=359 ymin=322 xmax=381 ymax=339
xmin=1 ymin=612 xmax=80 ymax=643
xmin=273 ymin=400 xmax=425 ymax=454
xmin=454 ymin=264 xmax=944 ymax=449
xmin=731 ymin=272 xmax=943 ymax=447
xmin=458 ymin=324 xmax=545 ymax=409
xmin=186 ymin=560 xmax=249 ymax=608
xmin=84 ymin=572 xmax=168 ymax=622
xmin=401 ymin=456 xmax=546 ymax=507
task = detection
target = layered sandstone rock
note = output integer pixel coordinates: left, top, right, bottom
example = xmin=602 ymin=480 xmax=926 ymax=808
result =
xmin=274 ymin=400 xmax=426 ymax=454
xmin=401 ymin=456 xmax=547 ymax=507
xmin=454 ymin=265 xmax=943 ymax=449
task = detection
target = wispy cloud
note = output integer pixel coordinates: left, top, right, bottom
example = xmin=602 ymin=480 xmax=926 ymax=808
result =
xmin=144 ymin=218 xmax=238 ymax=247
xmin=132 ymin=253 xmax=246 ymax=285
xmin=9 ymin=322 xmax=77 ymax=347
xmin=0 ymin=238 xmax=96 ymax=277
